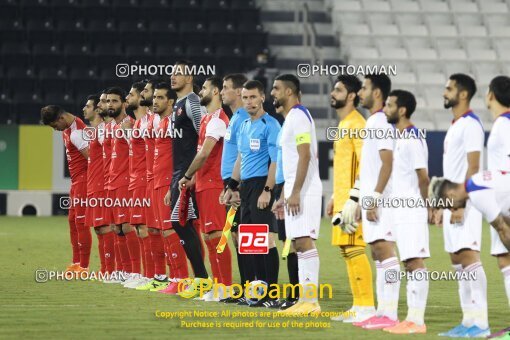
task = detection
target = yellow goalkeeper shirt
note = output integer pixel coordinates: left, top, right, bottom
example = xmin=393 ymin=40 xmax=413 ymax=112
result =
xmin=333 ymin=109 xmax=366 ymax=213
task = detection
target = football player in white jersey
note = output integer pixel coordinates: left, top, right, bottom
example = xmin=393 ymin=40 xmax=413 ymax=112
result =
xmin=434 ymin=171 xmax=510 ymax=254
xmin=437 ymin=74 xmax=489 ymax=338
xmin=343 ymin=74 xmax=400 ymax=330
xmin=270 ymin=74 xmax=322 ymax=315
xmin=485 ymin=75 xmax=510 ymax=307
xmin=382 ymin=90 xmax=430 ymax=334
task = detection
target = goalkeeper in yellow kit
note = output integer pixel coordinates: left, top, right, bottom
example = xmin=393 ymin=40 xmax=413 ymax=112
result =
xmin=327 ymin=75 xmax=376 ymax=323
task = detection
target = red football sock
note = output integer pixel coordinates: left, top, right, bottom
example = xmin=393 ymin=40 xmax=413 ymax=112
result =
xmin=204 ymin=238 xmax=221 ymax=283
xmin=150 ymin=233 xmax=166 ymax=277
xmin=142 ymin=236 xmax=154 ymax=278
xmin=97 ymin=233 xmax=105 ymax=273
xmin=117 ymin=234 xmax=131 ymax=272
xmin=114 ymin=233 xmax=123 ymax=271
xmin=68 ymin=216 xmax=79 ymax=264
xmin=193 ymin=220 xmax=205 ymax=261
xmin=165 ymin=232 xmax=189 ymax=279
xmin=77 ymin=223 xmax=92 ymax=269
xmin=210 ymin=236 xmax=232 ymax=286
xmin=103 ymin=231 xmax=116 ymax=273
xmin=125 ymin=231 xmax=141 ymax=274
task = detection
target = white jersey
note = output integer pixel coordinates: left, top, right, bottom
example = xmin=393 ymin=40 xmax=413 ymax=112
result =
xmin=443 ymin=111 xmax=484 ymax=183
xmin=392 ymin=126 xmax=428 ymax=198
xmin=487 ymin=112 xmax=510 ymax=171
xmin=359 ymin=111 xmax=394 ymax=197
xmin=281 ymin=105 xmax=322 ymax=197
xmin=467 ymin=170 xmax=510 ymax=223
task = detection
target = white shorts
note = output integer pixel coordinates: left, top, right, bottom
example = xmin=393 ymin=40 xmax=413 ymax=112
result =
xmin=490 ymin=225 xmax=509 ymax=255
xmin=443 ymin=201 xmax=482 ymax=253
xmin=362 ymin=206 xmax=395 ymax=244
xmin=284 ymin=194 xmax=321 ymax=240
xmin=394 ymin=207 xmax=430 ymax=261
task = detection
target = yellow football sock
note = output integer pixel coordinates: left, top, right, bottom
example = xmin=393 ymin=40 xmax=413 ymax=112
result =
xmin=341 ymin=247 xmax=360 ymax=307
xmin=347 ymin=246 xmax=375 ymax=307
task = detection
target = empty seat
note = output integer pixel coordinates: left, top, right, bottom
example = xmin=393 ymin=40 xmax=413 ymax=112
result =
xmin=418 ymin=72 xmax=446 ymax=85
xmin=361 ymin=0 xmax=391 ymax=11
xmin=439 ymin=48 xmax=468 ymax=60
xmin=429 ymin=25 xmax=458 ymax=37
xmin=390 ymin=0 xmax=420 ymax=12
xmin=409 ymin=47 xmax=438 ymax=60
xmin=349 ymin=47 xmax=379 ymax=59
xmin=333 ymin=0 xmax=362 ymax=11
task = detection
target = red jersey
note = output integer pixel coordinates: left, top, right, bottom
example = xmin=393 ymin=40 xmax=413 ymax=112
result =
xmin=129 ymin=114 xmax=148 ymax=190
xmin=196 ymin=108 xmax=229 ymax=192
xmin=144 ymin=112 xmax=159 ymax=183
xmin=108 ymin=115 xmax=134 ymax=190
xmin=87 ymin=121 xmax=105 ymax=195
xmin=102 ymin=120 xmax=114 ymax=190
xmin=153 ymin=114 xmax=173 ymax=189
xmin=63 ymin=117 xmax=88 ymax=185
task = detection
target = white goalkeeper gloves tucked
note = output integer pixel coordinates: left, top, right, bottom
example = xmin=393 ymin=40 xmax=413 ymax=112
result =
xmin=331 ymin=211 xmax=358 ymax=234
xmin=342 ymin=180 xmax=360 ymax=226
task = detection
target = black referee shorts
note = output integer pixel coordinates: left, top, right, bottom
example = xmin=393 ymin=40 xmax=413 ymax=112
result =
xmin=273 ymin=182 xmax=286 ymax=241
xmin=223 ymin=179 xmax=241 ymax=232
xmin=240 ymin=176 xmax=277 ymax=233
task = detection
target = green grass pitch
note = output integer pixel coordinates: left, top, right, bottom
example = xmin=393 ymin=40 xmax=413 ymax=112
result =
xmin=0 ymin=216 xmax=508 ymax=339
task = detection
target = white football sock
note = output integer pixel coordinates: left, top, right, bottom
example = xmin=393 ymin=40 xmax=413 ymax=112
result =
xmin=406 ymin=268 xmax=429 ymax=326
xmin=465 ymin=262 xmax=488 ymax=329
xmin=381 ymin=257 xmax=401 ymax=321
xmin=502 ymin=266 xmax=510 ymax=307
xmin=375 ymin=260 xmax=384 ymax=316
xmin=298 ymin=249 xmax=320 ymax=303
xmin=453 ymin=264 xmax=474 ymax=327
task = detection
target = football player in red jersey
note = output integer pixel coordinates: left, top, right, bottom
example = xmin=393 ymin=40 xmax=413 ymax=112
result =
xmin=105 ymin=87 xmax=141 ymax=283
xmin=41 ymin=105 xmax=92 ymax=273
xmin=137 ymin=82 xmax=190 ymax=293
xmin=82 ymin=94 xmax=116 ymax=275
xmin=122 ymin=81 xmax=156 ymax=288
xmin=179 ymin=76 xmax=232 ymax=301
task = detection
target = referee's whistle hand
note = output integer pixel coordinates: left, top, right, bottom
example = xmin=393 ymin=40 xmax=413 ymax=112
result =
xmin=223 ymin=189 xmax=233 ymax=205
xmin=257 ymin=191 xmax=271 ymax=210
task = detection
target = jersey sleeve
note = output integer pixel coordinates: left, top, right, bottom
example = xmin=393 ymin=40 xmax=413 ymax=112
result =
xmin=376 ymin=118 xmax=394 ymax=152
xmin=409 ymin=139 xmax=428 ymax=170
xmin=70 ymin=129 xmax=88 ymax=151
xmin=185 ymin=94 xmax=206 ymax=133
xmin=205 ymin=117 xmax=227 ymax=140
xmin=351 ymin=118 xmax=365 ymax=178
xmin=463 ymin=120 xmax=484 ymax=153
xmin=290 ymin=109 xmax=313 ymax=145
xmin=267 ymin=119 xmax=281 ymax=163
xmin=469 ymin=189 xmax=501 ymax=223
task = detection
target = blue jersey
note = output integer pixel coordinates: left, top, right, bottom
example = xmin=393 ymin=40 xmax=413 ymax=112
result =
xmin=275 ymin=127 xmax=284 ymax=185
xmin=237 ymin=113 xmax=281 ymax=180
xmin=221 ymin=107 xmax=250 ymax=179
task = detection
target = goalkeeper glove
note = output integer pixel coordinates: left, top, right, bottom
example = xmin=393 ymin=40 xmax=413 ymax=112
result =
xmin=341 ymin=222 xmax=358 ymax=234
xmin=342 ymin=180 xmax=360 ymax=225
xmin=331 ymin=212 xmax=343 ymax=226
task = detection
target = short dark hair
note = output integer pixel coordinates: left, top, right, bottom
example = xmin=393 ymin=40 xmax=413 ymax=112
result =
xmin=131 ymin=81 xmax=147 ymax=94
xmin=40 ymin=105 xmax=64 ymax=125
xmin=389 ymin=89 xmax=417 ymax=118
xmin=206 ymin=76 xmax=223 ymax=92
xmin=489 ymin=75 xmax=510 ymax=107
xmin=449 ymin=73 xmax=477 ymax=101
xmin=243 ymin=80 xmax=265 ymax=94
xmin=175 ymin=59 xmax=194 ymax=77
xmin=105 ymin=87 xmax=126 ymax=102
xmin=224 ymin=73 xmax=248 ymax=89
xmin=154 ymin=82 xmax=177 ymax=101
xmin=365 ymin=74 xmax=391 ymax=101
xmin=86 ymin=94 xmax=100 ymax=109
xmin=336 ymin=75 xmax=362 ymax=106
xmin=438 ymin=179 xmax=459 ymax=201
xmin=275 ymin=74 xmax=300 ymax=96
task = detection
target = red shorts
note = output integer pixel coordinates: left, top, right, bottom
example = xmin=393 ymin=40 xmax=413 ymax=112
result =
xmin=154 ymin=185 xmax=172 ymax=230
xmin=103 ymin=190 xmax=114 ymax=225
xmin=85 ymin=191 xmax=108 ymax=228
xmin=145 ymin=181 xmax=158 ymax=229
xmin=196 ymin=188 xmax=226 ymax=234
xmin=70 ymin=180 xmax=87 ymax=227
xmin=129 ymin=186 xmax=147 ymax=225
xmin=110 ymin=185 xmax=130 ymax=225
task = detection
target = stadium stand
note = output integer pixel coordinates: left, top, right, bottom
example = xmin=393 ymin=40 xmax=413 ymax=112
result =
xmin=0 ymin=0 xmax=268 ymax=124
